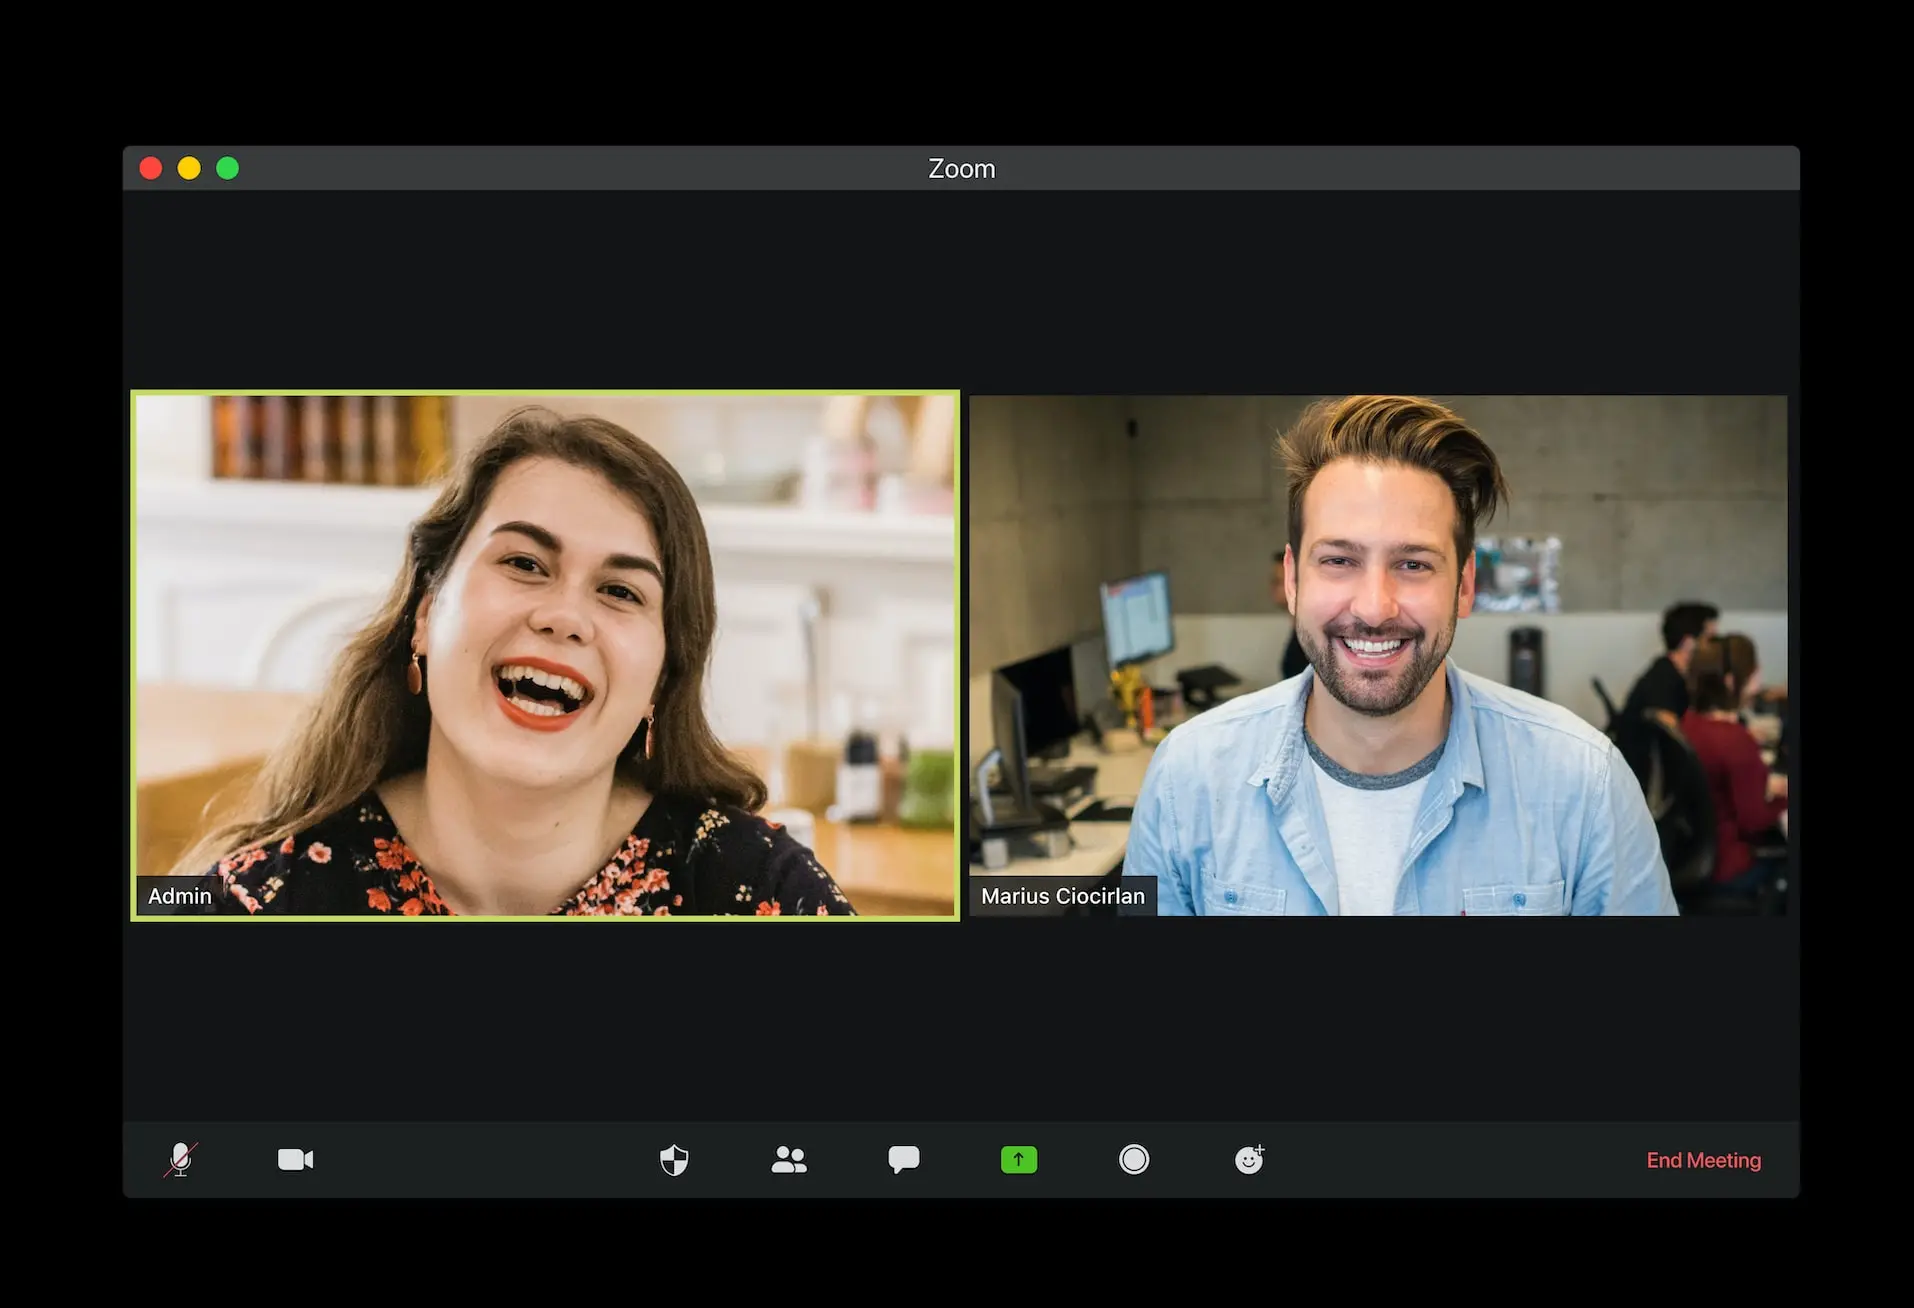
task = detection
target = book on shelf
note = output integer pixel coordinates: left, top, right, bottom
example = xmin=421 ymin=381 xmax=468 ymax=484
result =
xmin=212 ymin=394 xmax=452 ymax=486
xmin=370 ymin=396 xmax=404 ymax=486
xmin=411 ymin=396 xmax=448 ymax=483
xmin=258 ymin=397 xmax=295 ymax=481
xmin=299 ymin=395 xmax=333 ymax=482
xmin=338 ymin=396 xmax=368 ymax=484
xmin=212 ymin=395 xmax=246 ymax=479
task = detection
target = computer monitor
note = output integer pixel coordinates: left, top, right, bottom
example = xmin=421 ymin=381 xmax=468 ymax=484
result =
xmin=989 ymin=670 xmax=1033 ymax=811
xmin=1101 ymin=570 xmax=1174 ymax=670
xmin=1069 ymin=632 xmax=1109 ymax=727
xmin=997 ymin=646 xmax=1078 ymax=759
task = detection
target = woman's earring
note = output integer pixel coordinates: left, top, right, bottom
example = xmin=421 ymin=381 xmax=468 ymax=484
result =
xmin=407 ymin=651 xmax=423 ymax=696
xmin=643 ymin=713 xmax=655 ymax=761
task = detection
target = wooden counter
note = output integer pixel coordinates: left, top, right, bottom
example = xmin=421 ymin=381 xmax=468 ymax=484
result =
xmin=134 ymin=683 xmax=955 ymax=915
xmin=137 ymin=683 xmax=315 ymax=879
xmin=806 ymin=820 xmax=955 ymax=917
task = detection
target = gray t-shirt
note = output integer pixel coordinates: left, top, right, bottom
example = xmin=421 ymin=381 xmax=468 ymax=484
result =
xmin=1304 ymin=730 xmax=1446 ymax=916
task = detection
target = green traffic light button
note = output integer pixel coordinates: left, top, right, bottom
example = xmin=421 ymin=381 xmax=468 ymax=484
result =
xmin=1001 ymin=1146 xmax=1038 ymax=1174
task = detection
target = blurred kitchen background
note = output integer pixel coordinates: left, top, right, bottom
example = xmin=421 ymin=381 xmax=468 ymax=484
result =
xmin=135 ymin=392 xmax=959 ymax=917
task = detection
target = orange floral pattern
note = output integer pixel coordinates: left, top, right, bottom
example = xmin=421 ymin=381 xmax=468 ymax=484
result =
xmin=191 ymin=792 xmax=858 ymax=918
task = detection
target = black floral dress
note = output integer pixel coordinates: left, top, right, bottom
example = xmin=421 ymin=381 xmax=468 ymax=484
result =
xmin=186 ymin=791 xmax=856 ymax=917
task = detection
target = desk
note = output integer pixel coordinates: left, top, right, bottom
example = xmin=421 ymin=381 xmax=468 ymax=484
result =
xmin=135 ymin=684 xmax=957 ymax=915
xmin=973 ymin=735 xmax=1161 ymax=879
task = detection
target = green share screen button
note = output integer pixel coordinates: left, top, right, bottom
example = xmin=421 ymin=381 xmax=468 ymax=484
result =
xmin=1001 ymin=1146 xmax=1038 ymax=1174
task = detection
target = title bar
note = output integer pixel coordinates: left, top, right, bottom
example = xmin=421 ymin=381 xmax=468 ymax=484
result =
xmin=121 ymin=146 xmax=1800 ymax=192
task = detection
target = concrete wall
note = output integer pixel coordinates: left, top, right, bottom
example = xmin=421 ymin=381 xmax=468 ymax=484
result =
xmin=1132 ymin=395 xmax=1787 ymax=615
xmin=968 ymin=396 xmax=1137 ymax=672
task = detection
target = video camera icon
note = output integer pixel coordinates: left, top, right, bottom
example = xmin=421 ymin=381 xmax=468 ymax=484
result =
xmin=278 ymin=1149 xmax=314 ymax=1171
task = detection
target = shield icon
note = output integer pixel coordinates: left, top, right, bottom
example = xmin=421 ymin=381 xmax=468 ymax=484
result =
xmin=660 ymin=1144 xmax=688 ymax=1177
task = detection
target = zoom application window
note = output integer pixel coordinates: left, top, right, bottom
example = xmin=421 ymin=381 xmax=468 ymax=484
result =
xmin=124 ymin=145 xmax=1800 ymax=1201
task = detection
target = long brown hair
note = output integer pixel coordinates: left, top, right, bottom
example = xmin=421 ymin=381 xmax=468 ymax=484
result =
xmin=1277 ymin=396 xmax=1511 ymax=567
xmin=1689 ymin=632 xmax=1758 ymax=713
xmin=169 ymin=406 xmax=764 ymax=875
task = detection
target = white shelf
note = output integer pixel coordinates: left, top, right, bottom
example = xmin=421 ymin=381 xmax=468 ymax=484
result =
xmin=135 ymin=478 xmax=954 ymax=563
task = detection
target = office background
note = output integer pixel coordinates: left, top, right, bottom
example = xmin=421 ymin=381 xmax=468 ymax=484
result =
xmin=967 ymin=395 xmax=1788 ymax=763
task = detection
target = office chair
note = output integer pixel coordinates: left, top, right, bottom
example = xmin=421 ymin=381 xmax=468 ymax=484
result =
xmin=1639 ymin=712 xmax=1717 ymax=905
xmin=1593 ymin=678 xmax=1620 ymax=737
xmin=1640 ymin=713 xmax=1783 ymax=915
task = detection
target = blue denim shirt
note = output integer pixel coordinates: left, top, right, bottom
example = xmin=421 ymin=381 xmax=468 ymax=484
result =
xmin=1128 ymin=660 xmax=1678 ymax=915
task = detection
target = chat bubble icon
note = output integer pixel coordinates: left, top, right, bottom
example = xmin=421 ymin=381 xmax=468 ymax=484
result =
xmin=888 ymin=1145 xmax=920 ymax=1175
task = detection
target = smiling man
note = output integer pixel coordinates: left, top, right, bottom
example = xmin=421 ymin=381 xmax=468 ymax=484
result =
xmin=1127 ymin=395 xmax=1676 ymax=916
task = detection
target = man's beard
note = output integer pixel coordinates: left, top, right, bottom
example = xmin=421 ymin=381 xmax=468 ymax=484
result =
xmin=1297 ymin=594 xmax=1457 ymax=718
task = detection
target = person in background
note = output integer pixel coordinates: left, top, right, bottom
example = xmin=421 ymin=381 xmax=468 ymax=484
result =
xmin=1624 ymin=601 xmax=1719 ymax=728
xmin=1679 ymin=633 xmax=1787 ymax=893
xmin=1616 ymin=600 xmax=1718 ymax=778
xmin=1275 ymin=551 xmax=1310 ymax=681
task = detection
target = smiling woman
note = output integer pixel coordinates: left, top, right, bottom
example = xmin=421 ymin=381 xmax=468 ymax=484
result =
xmin=166 ymin=407 xmax=857 ymax=918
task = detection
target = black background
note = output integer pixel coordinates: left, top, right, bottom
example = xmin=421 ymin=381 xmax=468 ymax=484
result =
xmin=124 ymin=190 xmax=1800 ymax=1126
